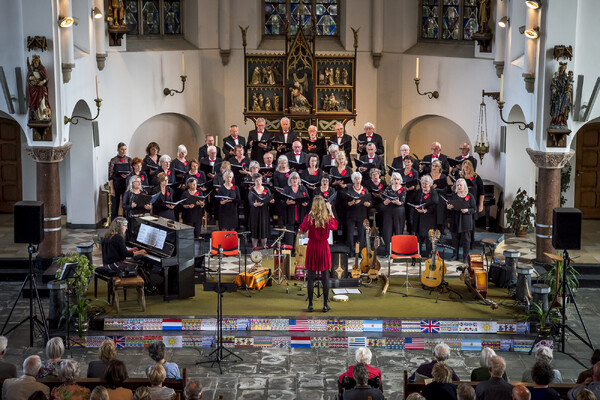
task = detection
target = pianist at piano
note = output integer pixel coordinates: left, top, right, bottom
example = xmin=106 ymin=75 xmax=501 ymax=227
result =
xmin=99 ymin=217 xmax=147 ymax=278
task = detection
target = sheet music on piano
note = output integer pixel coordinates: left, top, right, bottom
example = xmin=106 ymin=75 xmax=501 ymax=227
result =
xmin=136 ymin=223 xmax=167 ymax=250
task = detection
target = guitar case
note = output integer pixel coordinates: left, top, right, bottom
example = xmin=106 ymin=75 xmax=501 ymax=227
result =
xmin=489 ymin=262 xmax=511 ymax=288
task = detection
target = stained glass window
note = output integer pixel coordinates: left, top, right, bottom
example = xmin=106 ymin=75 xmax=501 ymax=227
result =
xmin=264 ymin=0 xmax=339 ymax=37
xmin=420 ymin=0 xmax=477 ymax=41
xmin=125 ymin=0 xmax=183 ymax=36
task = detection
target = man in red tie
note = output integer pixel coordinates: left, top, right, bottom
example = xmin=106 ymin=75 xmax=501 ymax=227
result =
xmin=285 ymin=140 xmax=307 ymax=172
xmin=321 ymin=143 xmax=339 ymax=173
xmin=198 ymin=135 xmax=222 ymax=160
xmin=451 ymin=142 xmax=478 ymax=178
xmin=389 ymin=143 xmax=411 ymax=176
xmin=247 ymin=117 xmax=273 ymax=161
xmin=301 ymin=125 xmax=326 ymax=159
xmin=421 ymin=141 xmax=450 ymax=175
xmin=358 ymin=142 xmax=385 ymax=180
xmin=357 ymin=122 xmax=384 ymax=156
xmin=223 ymin=125 xmax=247 ymax=157
xmin=274 ymin=117 xmax=298 ymax=159
xmin=333 ymin=122 xmax=353 ymax=167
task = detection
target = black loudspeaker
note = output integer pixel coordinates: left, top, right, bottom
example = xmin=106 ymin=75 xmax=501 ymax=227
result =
xmin=14 ymin=201 xmax=44 ymax=244
xmin=330 ymin=252 xmax=349 ymax=279
xmin=552 ymin=207 xmax=582 ymax=250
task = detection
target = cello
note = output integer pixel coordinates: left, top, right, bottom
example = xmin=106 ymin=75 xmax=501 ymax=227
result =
xmin=420 ymin=229 xmax=446 ymax=288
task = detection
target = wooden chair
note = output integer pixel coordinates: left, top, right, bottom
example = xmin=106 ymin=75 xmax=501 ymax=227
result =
xmin=111 ymin=276 xmax=146 ymax=313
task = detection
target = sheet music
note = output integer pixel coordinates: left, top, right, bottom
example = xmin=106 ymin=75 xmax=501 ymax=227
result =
xmin=136 ymin=224 xmax=167 ymax=249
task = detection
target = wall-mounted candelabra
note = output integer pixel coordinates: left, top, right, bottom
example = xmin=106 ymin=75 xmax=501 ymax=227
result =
xmin=414 ymin=58 xmax=439 ymax=99
xmin=497 ymin=74 xmax=534 ymax=130
xmin=164 ymin=52 xmax=187 ymax=96
xmin=64 ymin=77 xmax=102 ymax=125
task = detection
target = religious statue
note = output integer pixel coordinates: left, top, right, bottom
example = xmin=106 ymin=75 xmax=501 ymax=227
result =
xmin=265 ymin=97 xmax=272 ymax=111
xmin=273 ymin=93 xmax=280 ymax=112
xmin=27 ymin=55 xmax=51 ymax=121
xmin=335 ymin=67 xmax=341 ymax=85
xmin=252 ymin=93 xmax=261 ymax=111
xmin=478 ymin=0 xmax=489 ymax=33
xmin=328 ymin=68 xmax=335 ymax=85
xmin=289 ymin=81 xmax=311 ymax=113
xmin=342 ymin=68 xmax=348 ymax=85
xmin=549 ymin=62 xmax=574 ymax=127
xmin=109 ymin=0 xmax=125 ymax=26
xmin=328 ymin=93 xmax=339 ymax=111
xmin=258 ymin=93 xmax=264 ymax=109
xmin=318 ymin=69 xmax=325 ymax=85
xmin=266 ymin=66 xmax=276 ymax=85
xmin=251 ymin=66 xmax=262 ymax=85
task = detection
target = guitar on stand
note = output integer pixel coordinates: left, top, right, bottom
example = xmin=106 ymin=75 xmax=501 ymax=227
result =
xmin=358 ymin=219 xmax=389 ymax=293
xmin=420 ymin=229 xmax=445 ymax=288
xmin=351 ymin=242 xmax=361 ymax=279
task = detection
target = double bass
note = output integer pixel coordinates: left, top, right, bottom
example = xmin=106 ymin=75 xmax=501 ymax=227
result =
xmin=420 ymin=229 xmax=446 ymax=288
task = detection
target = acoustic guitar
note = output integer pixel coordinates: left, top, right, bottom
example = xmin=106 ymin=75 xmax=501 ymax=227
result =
xmin=351 ymin=242 xmax=361 ymax=279
xmin=420 ymin=229 xmax=447 ymax=288
xmin=359 ymin=219 xmax=381 ymax=275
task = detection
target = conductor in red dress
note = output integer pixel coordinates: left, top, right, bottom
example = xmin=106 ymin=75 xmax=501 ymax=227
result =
xmin=299 ymin=196 xmax=338 ymax=313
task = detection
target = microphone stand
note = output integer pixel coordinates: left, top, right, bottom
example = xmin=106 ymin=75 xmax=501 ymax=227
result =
xmin=236 ymin=231 xmax=253 ymax=297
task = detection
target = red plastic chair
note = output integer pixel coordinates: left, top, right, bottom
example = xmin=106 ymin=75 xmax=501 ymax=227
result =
xmin=208 ymin=231 xmax=241 ymax=273
xmin=388 ymin=235 xmax=422 ymax=289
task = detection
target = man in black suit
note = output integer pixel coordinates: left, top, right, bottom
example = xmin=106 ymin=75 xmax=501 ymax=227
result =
xmin=420 ymin=141 xmax=450 ymax=175
xmin=0 ymin=336 xmax=17 ymax=379
xmin=357 ymin=122 xmax=384 ymax=157
xmin=451 ymin=142 xmax=478 ymax=178
xmin=389 ymin=143 xmax=411 ymax=175
xmin=333 ymin=122 xmax=353 ymax=167
xmin=302 ymin=125 xmax=326 ymax=159
xmin=285 ymin=141 xmax=308 ymax=172
xmin=199 ymin=146 xmax=222 ymax=181
xmin=342 ymin=363 xmax=383 ymax=400
xmin=475 ymin=356 xmax=513 ymax=400
xmin=321 ymin=143 xmax=340 ymax=172
xmin=198 ymin=135 xmax=222 ymax=160
xmin=274 ymin=117 xmax=298 ymax=160
xmin=246 ymin=117 xmax=273 ymax=161
xmin=222 ymin=125 xmax=247 ymax=158
xmin=358 ymin=143 xmax=385 ymax=179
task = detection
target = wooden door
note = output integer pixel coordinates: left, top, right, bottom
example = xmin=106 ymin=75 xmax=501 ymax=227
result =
xmin=575 ymin=123 xmax=600 ymax=218
xmin=0 ymin=118 xmax=22 ymax=212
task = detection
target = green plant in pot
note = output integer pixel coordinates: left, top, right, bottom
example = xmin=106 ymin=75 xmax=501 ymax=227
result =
xmin=55 ymin=253 xmax=96 ymax=337
xmin=505 ymin=188 xmax=535 ymax=237
xmin=522 ymin=301 xmax=559 ymax=337
xmin=541 ymin=255 xmax=580 ymax=303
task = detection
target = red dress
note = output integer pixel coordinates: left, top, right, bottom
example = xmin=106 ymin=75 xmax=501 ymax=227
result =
xmin=299 ymin=215 xmax=338 ymax=271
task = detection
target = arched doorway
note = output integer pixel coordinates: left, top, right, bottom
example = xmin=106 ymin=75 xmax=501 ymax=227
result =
xmin=574 ymin=118 xmax=600 ymax=218
xmin=0 ymin=115 xmax=23 ymax=212
xmin=64 ymin=100 xmax=98 ymax=226
xmin=400 ymin=114 xmax=471 ymax=159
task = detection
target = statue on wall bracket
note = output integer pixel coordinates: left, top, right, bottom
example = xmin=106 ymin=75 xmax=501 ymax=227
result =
xmin=547 ymin=60 xmax=574 ymax=147
xmin=27 ymin=55 xmax=52 ymax=141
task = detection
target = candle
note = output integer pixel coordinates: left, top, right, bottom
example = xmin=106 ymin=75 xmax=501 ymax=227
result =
xmin=416 ymin=57 xmax=420 ymax=79
xmin=181 ymin=52 xmax=185 ymax=76
xmin=95 ymin=76 xmax=99 ymax=98
xmin=500 ymin=74 xmax=504 ymax=102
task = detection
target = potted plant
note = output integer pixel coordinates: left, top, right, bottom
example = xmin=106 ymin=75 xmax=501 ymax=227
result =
xmin=55 ymin=253 xmax=96 ymax=337
xmin=505 ymin=188 xmax=535 ymax=237
xmin=541 ymin=254 xmax=580 ymax=305
xmin=523 ymin=301 xmax=559 ymax=337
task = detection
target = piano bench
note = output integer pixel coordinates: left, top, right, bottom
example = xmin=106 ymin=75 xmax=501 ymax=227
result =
xmin=94 ymin=271 xmax=113 ymax=302
xmin=112 ymin=276 xmax=146 ymax=313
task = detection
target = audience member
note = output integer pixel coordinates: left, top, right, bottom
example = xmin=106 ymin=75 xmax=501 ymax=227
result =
xmin=342 ymin=363 xmax=384 ymax=400
xmin=27 ymin=392 xmax=48 ymax=400
xmin=2 ymin=355 xmax=50 ymax=400
xmin=522 ymin=346 xmax=563 ymax=384
xmin=146 ymin=340 xmax=181 ymax=379
xmin=133 ymin=386 xmax=151 ymax=400
xmin=103 ymin=359 xmax=132 ymax=400
xmin=0 ymin=335 xmax=17 ymax=379
xmin=147 ymin=364 xmax=176 ymax=400
xmin=184 ymin=379 xmax=203 ymax=400
xmin=51 ymin=359 xmax=91 ymax=400
xmin=475 ymin=355 xmax=513 ymax=400
xmin=422 ymin=362 xmax=458 ymax=400
xmin=513 ymin=385 xmax=531 ymax=400
xmin=457 ymin=383 xmax=476 ymax=400
xmin=339 ymin=347 xmax=382 ymax=389
xmin=88 ymin=338 xmax=119 ymax=378
xmin=37 ymin=336 xmax=65 ymax=378
xmin=569 ymin=362 xmax=600 ymax=400
xmin=472 ymin=348 xmax=508 ymax=381
xmin=578 ymin=350 xmax=600 ymax=384
xmin=90 ymin=386 xmax=110 ymax=400
xmin=409 ymin=343 xmax=460 ymax=381
xmin=406 ymin=394 xmax=426 ymax=400
xmin=529 ymin=361 xmax=560 ymax=400
xmin=575 ymin=388 xmax=598 ymax=400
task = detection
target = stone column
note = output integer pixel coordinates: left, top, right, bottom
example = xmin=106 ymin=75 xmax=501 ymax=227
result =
xmin=525 ymin=148 xmax=574 ymax=263
xmin=26 ymin=143 xmax=72 ymax=259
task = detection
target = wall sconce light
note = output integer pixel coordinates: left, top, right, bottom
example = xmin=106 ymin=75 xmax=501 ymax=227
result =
xmin=498 ymin=17 xmax=509 ymax=28
xmin=518 ymin=25 xmax=526 ymax=34
xmin=91 ymin=7 xmax=103 ymax=19
xmin=414 ymin=57 xmax=439 ymax=99
xmin=525 ymin=0 xmax=541 ymax=9
xmin=164 ymin=52 xmax=187 ymax=96
xmin=65 ymin=77 xmax=102 ymax=124
xmin=497 ymin=74 xmax=534 ymax=130
xmin=58 ymin=16 xmax=79 ymax=28
xmin=524 ymin=27 xmax=540 ymax=39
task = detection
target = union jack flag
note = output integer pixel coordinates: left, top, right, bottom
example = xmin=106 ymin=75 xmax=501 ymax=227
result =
xmin=112 ymin=336 xmax=126 ymax=349
xmin=421 ymin=320 xmax=440 ymax=333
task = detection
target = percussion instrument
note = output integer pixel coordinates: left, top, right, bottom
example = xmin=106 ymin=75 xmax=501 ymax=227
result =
xmin=234 ymin=266 xmax=270 ymax=290
xmin=274 ymin=228 xmax=295 ymax=233
xmin=332 ymin=294 xmax=349 ymax=302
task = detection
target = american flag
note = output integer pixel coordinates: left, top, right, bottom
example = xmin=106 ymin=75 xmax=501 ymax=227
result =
xmin=421 ymin=320 xmax=440 ymax=333
xmin=289 ymin=319 xmax=309 ymax=331
xmin=404 ymin=337 xmax=425 ymax=350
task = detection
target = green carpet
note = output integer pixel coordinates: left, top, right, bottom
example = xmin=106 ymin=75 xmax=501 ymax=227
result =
xmin=91 ymin=275 xmax=524 ymax=320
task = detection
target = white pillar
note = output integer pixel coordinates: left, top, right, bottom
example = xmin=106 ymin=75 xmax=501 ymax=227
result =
xmin=94 ymin=0 xmax=107 ymax=70
xmin=371 ymin=0 xmax=383 ymax=68
xmin=493 ymin=0 xmax=507 ymax=77
xmin=58 ymin=0 xmax=75 ymax=83
xmin=219 ymin=0 xmax=231 ymax=65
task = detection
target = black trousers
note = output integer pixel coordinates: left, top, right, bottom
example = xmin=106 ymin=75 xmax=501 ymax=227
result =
xmin=452 ymin=231 xmax=472 ymax=262
xmin=307 ymin=269 xmax=330 ymax=306
xmin=346 ymin=218 xmax=366 ymax=254
xmin=111 ymin=187 xmax=126 ymax=220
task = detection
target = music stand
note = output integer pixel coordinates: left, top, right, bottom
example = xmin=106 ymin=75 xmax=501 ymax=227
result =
xmin=196 ymin=244 xmax=242 ymax=374
xmin=269 ymin=230 xmax=290 ymax=293
xmin=59 ymin=262 xmax=78 ymax=353
xmin=1 ymin=243 xmax=49 ymax=347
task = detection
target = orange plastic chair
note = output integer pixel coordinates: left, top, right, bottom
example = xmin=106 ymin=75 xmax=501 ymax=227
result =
xmin=208 ymin=231 xmax=241 ymax=273
xmin=388 ymin=235 xmax=422 ymax=289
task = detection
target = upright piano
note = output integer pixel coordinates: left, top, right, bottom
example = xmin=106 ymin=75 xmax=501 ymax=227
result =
xmin=128 ymin=216 xmax=195 ymax=300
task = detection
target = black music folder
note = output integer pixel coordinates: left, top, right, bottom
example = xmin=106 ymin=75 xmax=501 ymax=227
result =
xmin=114 ymin=163 xmax=131 ymax=174
xmin=330 ymin=173 xmax=353 ymax=184
xmin=135 ymin=192 xmax=161 ymax=207
xmin=288 ymin=160 xmax=305 ymax=171
xmin=200 ymin=163 xmax=215 ymax=176
xmin=447 ymin=157 xmax=463 ymax=168
xmin=272 ymin=141 xmax=293 ymax=152
xmin=281 ymin=192 xmax=310 ymax=204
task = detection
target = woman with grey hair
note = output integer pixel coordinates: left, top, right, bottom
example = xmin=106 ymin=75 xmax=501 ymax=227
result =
xmin=447 ymin=178 xmax=476 ymax=262
xmin=339 ymin=347 xmax=383 ymax=389
xmin=471 ymin=347 xmax=508 ymax=381
xmin=283 ymin=171 xmax=310 ymax=245
xmin=521 ymin=345 xmax=563 ymax=383
xmin=122 ymin=175 xmax=152 ymax=230
xmin=415 ymin=174 xmax=439 ymax=257
xmin=217 ymin=169 xmax=240 ymax=230
xmin=345 ymin=171 xmax=372 ymax=256
xmin=273 ymin=155 xmax=291 ymax=228
xmin=51 ymin=359 xmax=91 ymax=399
xmin=37 ymin=337 xmax=64 ymax=378
xmin=152 ymin=154 xmax=175 ymax=186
